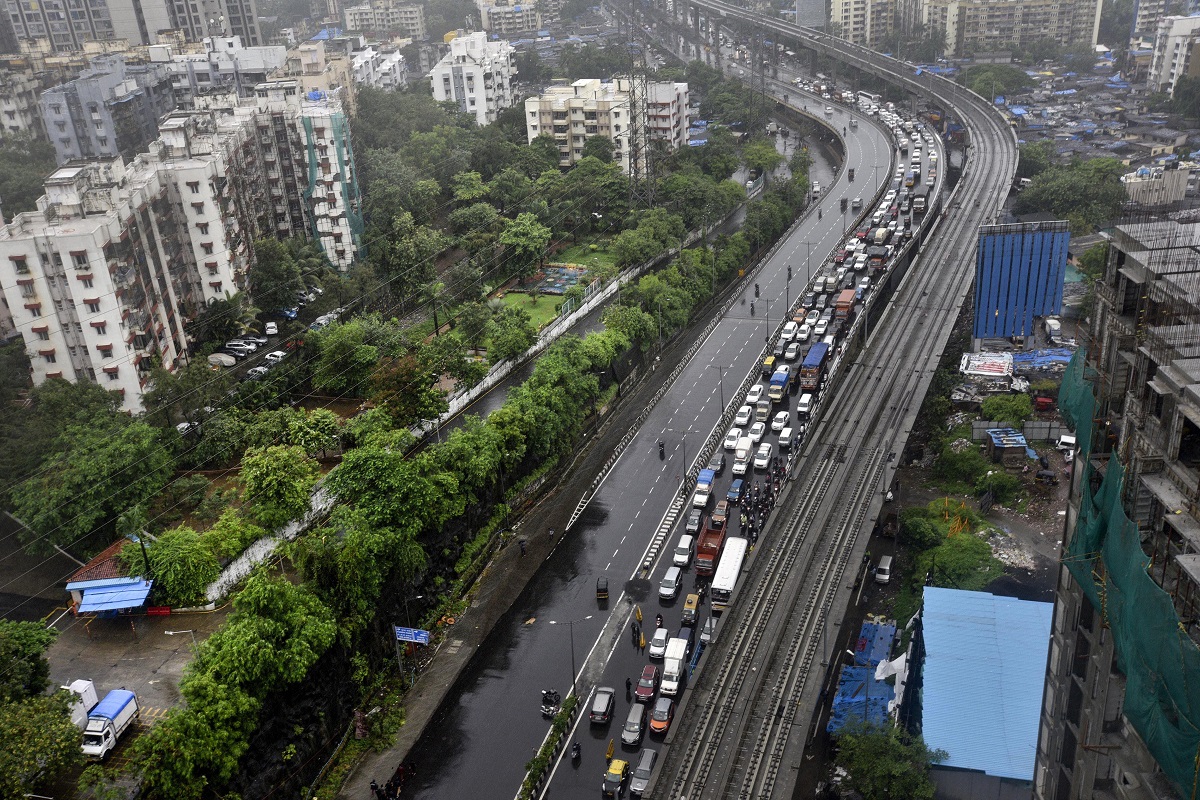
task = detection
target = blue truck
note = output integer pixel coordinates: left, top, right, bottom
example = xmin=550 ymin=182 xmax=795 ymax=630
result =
xmin=768 ymin=366 xmax=792 ymax=403
xmin=799 ymin=342 xmax=831 ymax=393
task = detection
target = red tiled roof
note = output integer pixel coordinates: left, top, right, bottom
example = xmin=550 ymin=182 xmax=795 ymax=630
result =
xmin=67 ymin=539 xmax=131 ymax=584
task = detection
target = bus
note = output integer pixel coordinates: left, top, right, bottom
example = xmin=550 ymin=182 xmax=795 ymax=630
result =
xmin=857 ymin=90 xmax=882 ymax=106
xmin=711 ymin=536 xmax=750 ymax=611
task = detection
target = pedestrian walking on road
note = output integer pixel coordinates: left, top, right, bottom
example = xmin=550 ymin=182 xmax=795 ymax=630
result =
xmin=519 ymin=538 xmax=527 ymax=556
xmin=626 ymin=677 xmax=633 ymax=695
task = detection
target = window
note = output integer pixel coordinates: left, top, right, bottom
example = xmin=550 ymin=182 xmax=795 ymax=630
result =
xmin=72 ymin=251 xmax=88 ymax=269
xmin=201 ymin=243 xmax=214 ymax=255
xmin=85 ymin=301 xmax=100 ymax=313
xmin=197 ymin=222 xmax=209 ymax=234
xmin=80 ymin=277 xmax=93 ymax=288
xmin=11 ymin=256 xmax=28 ymax=273
xmin=98 ymin=344 xmax=113 ymax=358
xmin=28 ymin=306 xmax=40 ymax=317
xmin=43 ymin=353 xmax=56 ymax=363
xmin=106 ymin=369 xmax=120 ymax=380
xmin=36 ymin=329 xmax=49 ymax=341
xmin=97 ymin=137 xmax=108 ymax=148
xmin=191 ymin=202 xmax=204 ymax=212
xmin=187 ymin=181 xmax=200 ymax=193
xmin=93 ymin=322 xmax=106 ymax=335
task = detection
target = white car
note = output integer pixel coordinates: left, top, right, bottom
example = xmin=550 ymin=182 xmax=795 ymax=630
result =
xmin=754 ymin=442 xmax=773 ymax=469
xmin=264 ymin=350 xmax=287 ymax=363
xmin=746 ymin=384 xmax=765 ymax=405
xmin=929 ymin=153 xmax=938 ymax=163
xmin=648 ymin=628 xmax=670 ymax=659
xmin=804 ymin=309 xmax=820 ymax=326
xmin=772 ymin=411 xmax=790 ymax=432
xmin=858 ymin=275 xmax=871 ymax=290
xmin=735 ymin=405 xmax=753 ymax=426
xmin=748 ymin=421 xmax=766 ymax=444
xmin=813 ymin=319 xmax=830 ymax=337
xmin=264 ymin=321 xmax=278 ymax=335
xmin=725 ymin=427 xmax=744 ymax=450
xmin=796 ymin=324 xmax=812 ymax=342
xmin=784 ymin=341 xmax=802 ymax=361
xmin=781 ymin=320 xmax=798 ymax=341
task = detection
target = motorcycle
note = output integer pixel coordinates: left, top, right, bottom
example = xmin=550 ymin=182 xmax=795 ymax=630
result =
xmin=658 ymin=440 xmax=666 ymax=460
xmin=541 ymin=688 xmax=561 ymax=718
xmin=571 ymin=742 xmax=582 ymax=762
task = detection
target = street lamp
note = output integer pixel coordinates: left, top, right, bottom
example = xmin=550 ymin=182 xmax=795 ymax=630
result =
xmin=164 ymin=629 xmax=197 ymax=647
xmin=709 ymin=364 xmax=728 ymax=411
xmin=398 ymin=594 xmax=425 ymax=686
xmin=548 ymin=615 xmax=593 ymax=696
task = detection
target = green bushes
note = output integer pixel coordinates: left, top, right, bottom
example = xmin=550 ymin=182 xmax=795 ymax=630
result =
xmin=119 ymin=527 xmax=219 ymax=607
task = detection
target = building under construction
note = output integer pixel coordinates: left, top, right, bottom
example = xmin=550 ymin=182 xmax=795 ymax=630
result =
xmin=1035 ymin=214 xmax=1200 ymax=799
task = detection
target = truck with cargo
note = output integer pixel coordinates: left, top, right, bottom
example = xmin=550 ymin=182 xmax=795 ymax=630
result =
xmin=64 ymin=679 xmax=98 ymax=729
xmin=732 ymin=436 xmax=753 ymax=475
xmin=912 ymin=195 xmax=927 ymax=214
xmin=872 ymin=227 xmax=890 ymax=246
xmin=661 ymin=639 xmax=689 ymax=696
xmin=81 ymin=689 xmax=138 ymax=759
xmin=692 ymin=468 xmax=715 ymax=508
xmin=799 ymin=342 xmax=831 ymax=392
xmin=694 ymin=517 xmax=727 ymax=577
xmin=834 ymin=289 xmax=856 ymax=320
xmin=768 ymin=366 xmax=792 ymax=403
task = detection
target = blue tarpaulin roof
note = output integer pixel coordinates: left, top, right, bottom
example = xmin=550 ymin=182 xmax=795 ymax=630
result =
xmin=1009 ymin=106 xmax=1028 ymax=116
xmin=1012 ymin=348 xmax=1075 ymax=370
xmin=67 ymin=577 xmax=153 ymax=613
xmin=922 ymin=588 xmax=1052 ymax=781
xmin=827 ymin=619 xmax=897 ymax=734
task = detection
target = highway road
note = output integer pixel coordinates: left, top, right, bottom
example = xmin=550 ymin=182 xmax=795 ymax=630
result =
xmin=631 ymin=5 xmax=1019 ymax=799
xmin=400 ymin=100 xmax=893 ymax=799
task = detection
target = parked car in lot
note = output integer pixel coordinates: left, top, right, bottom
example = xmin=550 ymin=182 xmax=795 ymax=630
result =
xmin=241 ymin=334 xmax=268 ymax=345
xmin=245 ymin=365 xmax=270 ymax=380
xmin=224 ymin=341 xmax=255 ymax=353
xmin=264 ymin=321 xmax=278 ymax=335
xmin=590 ymin=686 xmax=616 ymax=723
xmin=635 ymin=665 xmax=660 ymax=703
xmin=725 ymin=427 xmax=743 ymax=450
xmin=264 ymin=350 xmax=287 ymax=364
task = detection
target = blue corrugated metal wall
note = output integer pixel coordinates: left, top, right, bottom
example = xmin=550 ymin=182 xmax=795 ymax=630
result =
xmin=973 ymin=222 xmax=1070 ymax=339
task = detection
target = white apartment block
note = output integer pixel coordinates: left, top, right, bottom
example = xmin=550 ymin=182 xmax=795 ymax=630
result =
xmin=429 ymin=32 xmax=516 ymax=126
xmin=343 ymin=2 xmax=427 ymax=38
xmin=352 ymin=45 xmax=407 ymax=90
xmin=920 ymin=0 xmax=1101 ymax=57
xmin=148 ymin=36 xmax=287 ymax=108
xmin=524 ymin=78 xmax=689 ymax=175
xmin=476 ymin=0 xmax=540 ymax=35
xmin=1149 ymin=14 xmax=1200 ymax=96
xmin=0 ymin=159 xmax=192 ymax=412
xmin=831 ymin=0 xmax=894 ymax=48
xmin=0 ymin=66 xmax=48 ymax=139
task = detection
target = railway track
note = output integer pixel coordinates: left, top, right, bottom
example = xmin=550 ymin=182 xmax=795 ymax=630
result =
xmin=653 ymin=13 xmax=1017 ymax=799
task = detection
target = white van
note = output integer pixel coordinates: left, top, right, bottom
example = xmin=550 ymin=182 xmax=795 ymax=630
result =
xmin=659 ymin=566 xmax=682 ymax=600
xmin=874 ymin=555 xmax=892 ymax=584
xmin=673 ymin=535 xmax=694 ymax=567
xmin=733 ymin=436 xmax=753 ymax=475
xmin=779 ymin=426 xmax=794 ymax=451
xmin=796 ymin=393 xmax=813 ymax=419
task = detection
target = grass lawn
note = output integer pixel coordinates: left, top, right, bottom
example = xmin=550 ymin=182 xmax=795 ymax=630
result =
xmin=553 ymin=243 xmax=618 ymax=271
xmin=499 ymin=291 xmax=561 ymax=330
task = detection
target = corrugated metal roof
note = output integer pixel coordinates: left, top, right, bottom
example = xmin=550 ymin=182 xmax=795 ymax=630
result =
xmin=921 ymin=587 xmax=1052 ymax=781
xmin=71 ymin=578 xmax=153 ymax=613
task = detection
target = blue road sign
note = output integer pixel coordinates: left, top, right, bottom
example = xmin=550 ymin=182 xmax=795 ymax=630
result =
xmin=394 ymin=625 xmax=430 ymax=645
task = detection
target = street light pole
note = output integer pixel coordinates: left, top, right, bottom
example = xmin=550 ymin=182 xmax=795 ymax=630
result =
xmin=549 ymin=615 xmax=593 ymax=697
xmin=164 ymin=629 xmax=197 ymax=647
xmin=398 ymin=594 xmax=425 ymax=685
xmin=709 ymin=364 xmax=726 ymax=411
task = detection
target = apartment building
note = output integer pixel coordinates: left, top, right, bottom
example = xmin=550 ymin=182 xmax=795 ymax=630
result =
xmin=272 ymin=39 xmax=356 ymax=113
xmin=1 ymin=0 xmax=261 ymax=51
xmin=524 ymin=78 xmax=689 ymax=175
xmin=1134 ymin=0 xmax=1200 ymax=43
xmin=0 ymin=158 xmax=190 ymax=411
xmin=476 ymin=0 xmax=540 ymax=35
xmin=1148 ymin=14 xmax=1200 ymax=96
xmin=40 ymin=54 xmax=176 ymax=165
xmin=147 ymin=35 xmax=286 ymax=108
xmin=351 ymin=45 xmax=406 ymax=89
xmin=831 ymin=0 xmax=894 ymax=48
xmin=343 ymin=1 xmax=426 ymax=38
xmin=919 ymin=0 xmax=1102 ymax=57
xmin=1035 ymin=218 xmax=1200 ymax=800
xmin=0 ymin=61 xmax=49 ymax=138
xmin=429 ymin=31 xmax=516 ymax=126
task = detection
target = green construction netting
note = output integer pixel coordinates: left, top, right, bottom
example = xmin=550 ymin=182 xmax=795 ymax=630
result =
xmin=1059 ymin=348 xmax=1200 ymax=797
